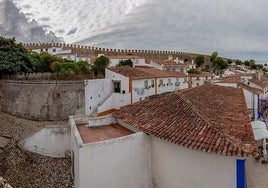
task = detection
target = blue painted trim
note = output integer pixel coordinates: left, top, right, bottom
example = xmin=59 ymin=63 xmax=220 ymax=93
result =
xmin=236 ymin=159 xmax=245 ymax=188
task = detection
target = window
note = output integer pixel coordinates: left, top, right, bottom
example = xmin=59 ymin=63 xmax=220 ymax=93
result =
xmin=159 ymin=80 xmax=164 ymax=87
xmin=168 ymin=79 xmax=171 ymax=86
xmin=144 ymin=80 xmax=149 ymax=88
xmin=151 ymin=80 xmax=154 ymax=87
xmin=52 ymin=48 xmax=56 ymax=52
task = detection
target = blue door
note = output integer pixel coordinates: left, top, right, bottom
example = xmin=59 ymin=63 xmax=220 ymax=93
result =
xmin=237 ymin=159 xmax=246 ymax=188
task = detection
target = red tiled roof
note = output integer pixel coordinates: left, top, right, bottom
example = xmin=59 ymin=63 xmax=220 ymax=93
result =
xmin=249 ymin=79 xmax=268 ymax=88
xmin=136 ymin=67 xmax=187 ymax=78
xmin=188 ymin=72 xmax=213 ymax=77
xmin=107 ymin=66 xmax=154 ymax=80
xmin=113 ymin=84 xmax=258 ymax=157
xmin=239 ymin=83 xmax=263 ymax=94
xmin=217 ymin=76 xmax=241 ymax=83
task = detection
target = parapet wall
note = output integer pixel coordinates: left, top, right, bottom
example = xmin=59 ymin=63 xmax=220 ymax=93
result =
xmin=0 ymin=80 xmax=85 ymax=121
xmin=24 ymin=43 xmax=211 ymax=61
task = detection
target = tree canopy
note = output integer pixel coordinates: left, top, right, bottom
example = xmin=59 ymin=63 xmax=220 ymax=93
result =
xmin=116 ymin=59 xmax=133 ymax=67
xmin=0 ymin=37 xmax=33 ymax=77
xmin=91 ymin=56 xmax=110 ymax=76
xmin=195 ymin=55 xmax=205 ymax=67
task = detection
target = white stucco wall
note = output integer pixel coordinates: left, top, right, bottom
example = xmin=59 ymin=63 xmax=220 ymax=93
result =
xmin=84 ymin=79 xmax=113 ymax=115
xmin=151 ymin=137 xmax=237 ymax=188
xmin=132 ymin=79 xmax=156 ymax=103
xmin=72 ymin=130 xmax=152 ymax=188
xmin=105 ymin=69 xmax=129 ymax=94
xmin=243 ymin=89 xmax=259 ymax=119
xmin=19 ymin=125 xmax=71 ymax=158
xmin=98 ymin=93 xmax=131 ymax=113
xmin=190 ymin=76 xmax=213 ymax=88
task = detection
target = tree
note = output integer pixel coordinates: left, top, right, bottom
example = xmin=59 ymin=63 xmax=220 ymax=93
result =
xmin=213 ymin=57 xmax=228 ymax=71
xmin=187 ymin=68 xmax=199 ymax=74
xmin=0 ymin=37 xmax=33 ymax=77
xmin=210 ymin=51 xmax=218 ymax=62
xmin=235 ymin=59 xmax=242 ymax=65
xmin=116 ymin=59 xmax=133 ymax=67
xmin=227 ymin=59 xmax=232 ymax=64
xmin=195 ymin=55 xmax=205 ymax=67
xmin=91 ymin=56 xmax=109 ymax=76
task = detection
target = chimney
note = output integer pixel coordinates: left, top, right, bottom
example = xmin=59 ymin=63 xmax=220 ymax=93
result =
xmin=168 ymin=55 xmax=173 ymax=61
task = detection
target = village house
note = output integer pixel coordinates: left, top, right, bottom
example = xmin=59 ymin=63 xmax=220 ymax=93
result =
xmin=70 ymin=84 xmax=258 ymax=188
xmin=215 ymin=75 xmax=262 ymax=120
xmin=248 ymin=78 xmax=268 ymax=99
xmin=188 ymin=71 xmax=214 ymax=88
xmin=27 ymin=44 xmax=91 ymax=63
xmin=150 ymin=58 xmax=195 ymax=74
xmin=84 ymin=66 xmax=188 ymax=116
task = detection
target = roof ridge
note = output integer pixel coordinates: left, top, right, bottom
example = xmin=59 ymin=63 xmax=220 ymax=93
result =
xmin=179 ymin=91 xmax=256 ymax=156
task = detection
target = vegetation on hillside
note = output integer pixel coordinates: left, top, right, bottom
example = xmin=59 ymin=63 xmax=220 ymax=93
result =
xmin=0 ymin=36 xmax=110 ymax=80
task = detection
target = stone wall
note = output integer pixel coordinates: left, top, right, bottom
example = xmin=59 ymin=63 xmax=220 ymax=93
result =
xmin=24 ymin=43 xmax=212 ymax=62
xmin=0 ymin=80 xmax=85 ymax=120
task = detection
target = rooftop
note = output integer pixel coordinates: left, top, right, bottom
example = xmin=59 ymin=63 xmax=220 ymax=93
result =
xmin=113 ymin=84 xmax=258 ymax=157
xmin=136 ymin=66 xmax=187 ymax=78
xmin=108 ymin=66 xmax=154 ymax=80
xmin=77 ymin=124 xmax=133 ymax=144
xmin=239 ymin=83 xmax=263 ymax=94
xmin=249 ymin=78 xmax=268 ymax=88
xmin=216 ymin=75 xmax=241 ymax=84
xmin=188 ymin=71 xmax=213 ymax=77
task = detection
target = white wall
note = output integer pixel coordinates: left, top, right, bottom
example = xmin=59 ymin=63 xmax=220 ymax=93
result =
xmin=84 ymin=79 xmax=113 ymax=115
xmin=151 ymin=137 xmax=237 ymax=188
xmin=243 ymin=89 xmax=259 ymax=119
xmin=98 ymin=93 xmax=131 ymax=113
xmin=190 ymin=76 xmax=213 ymax=88
xmin=156 ymin=77 xmax=188 ymax=94
xmin=76 ymin=132 xmax=152 ymax=188
xmin=132 ymin=79 xmax=156 ymax=103
xmin=105 ymin=69 xmax=129 ymax=93
xmin=19 ymin=125 xmax=71 ymax=158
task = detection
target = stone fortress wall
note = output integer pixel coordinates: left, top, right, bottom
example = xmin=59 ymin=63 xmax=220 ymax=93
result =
xmin=24 ymin=43 xmax=212 ymax=62
xmin=0 ymin=80 xmax=85 ymax=121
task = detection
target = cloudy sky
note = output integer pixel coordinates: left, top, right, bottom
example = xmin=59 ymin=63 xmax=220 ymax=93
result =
xmin=10 ymin=0 xmax=268 ymax=62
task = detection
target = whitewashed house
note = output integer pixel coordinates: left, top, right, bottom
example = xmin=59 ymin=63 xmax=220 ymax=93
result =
xmin=150 ymin=59 xmax=195 ymax=74
xmin=188 ymin=72 xmax=214 ymax=88
xmin=70 ymin=84 xmax=258 ymax=188
xmin=248 ymin=78 xmax=268 ymax=99
xmin=90 ymin=66 xmax=188 ymax=116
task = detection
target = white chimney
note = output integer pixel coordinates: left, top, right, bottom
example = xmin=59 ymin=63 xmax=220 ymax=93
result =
xmin=168 ymin=55 xmax=173 ymax=61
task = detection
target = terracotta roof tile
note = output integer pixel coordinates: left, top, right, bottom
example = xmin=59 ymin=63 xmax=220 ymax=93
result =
xmin=188 ymin=72 xmax=213 ymax=77
xmin=249 ymin=78 xmax=268 ymax=88
xmin=239 ymin=83 xmax=263 ymax=94
xmin=107 ymin=66 xmax=154 ymax=80
xmin=113 ymin=84 xmax=258 ymax=157
xmin=136 ymin=67 xmax=187 ymax=78
xmin=217 ymin=76 xmax=241 ymax=84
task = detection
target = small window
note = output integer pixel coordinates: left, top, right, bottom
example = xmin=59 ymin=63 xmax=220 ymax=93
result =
xmin=151 ymin=80 xmax=154 ymax=87
xmin=159 ymin=80 xmax=164 ymax=87
xmin=144 ymin=80 xmax=149 ymax=88
xmin=45 ymin=48 xmax=48 ymax=51
xmin=52 ymin=48 xmax=56 ymax=52
xmin=168 ymin=79 xmax=171 ymax=86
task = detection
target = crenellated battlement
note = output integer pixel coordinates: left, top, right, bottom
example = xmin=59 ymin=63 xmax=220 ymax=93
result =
xmin=23 ymin=42 xmax=209 ymax=61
